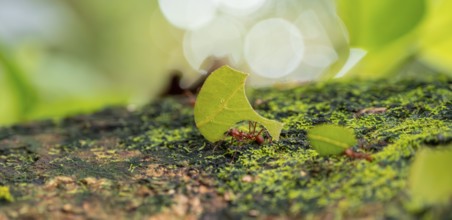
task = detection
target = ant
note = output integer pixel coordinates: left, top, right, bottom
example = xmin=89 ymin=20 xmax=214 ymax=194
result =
xmin=227 ymin=121 xmax=270 ymax=145
xmin=344 ymin=148 xmax=373 ymax=162
xmin=221 ymin=121 xmax=270 ymax=162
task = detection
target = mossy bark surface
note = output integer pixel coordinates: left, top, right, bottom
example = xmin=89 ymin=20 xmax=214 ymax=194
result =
xmin=0 ymin=75 xmax=451 ymax=219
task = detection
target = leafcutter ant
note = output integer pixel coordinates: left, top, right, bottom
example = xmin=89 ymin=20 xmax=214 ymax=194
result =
xmin=211 ymin=121 xmax=268 ymax=161
xmin=222 ymin=121 xmax=270 ymax=162
xmin=344 ymin=148 xmax=373 ymax=162
xmin=227 ymin=121 xmax=270 ymax=145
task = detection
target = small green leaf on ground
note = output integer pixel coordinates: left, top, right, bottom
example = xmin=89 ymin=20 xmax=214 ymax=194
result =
xmin=194 ymin=65 xmax=283 ymax=143
xmin=307 ymin=124 xmax=357 ymax=156
xmin=0 ymin=186 xmax=14 ymax=202
xmin=408 ymin=146 xmax=452 ymax=207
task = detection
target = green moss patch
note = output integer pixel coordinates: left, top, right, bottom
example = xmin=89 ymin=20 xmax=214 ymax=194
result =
xmin=0 ymin=75 xmax=451 ymax=219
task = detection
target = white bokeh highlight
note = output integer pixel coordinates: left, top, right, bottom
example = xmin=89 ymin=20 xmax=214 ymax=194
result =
xmin=244 ymin=18 xmax=304 ymax=78
xmin=183 ymin=16 xmax=244 ymax=72
xmin=302 ymin=45 xmax=338 ymax=68
xmin=158 ymin=0 xmax=217 ymax=30
xmin=156 ymin=0 xmax=354 ymax=85
xmin=335 ymin=48 xmax=367 ymax=78
xmin=218 ymin=0 xmax=267 ymax=16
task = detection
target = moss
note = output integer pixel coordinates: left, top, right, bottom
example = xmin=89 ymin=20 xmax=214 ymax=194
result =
xmin=212 ymin=76 xmax=451 ymax=218
xmin=0 ymin=186 xmax=14 ymax=203
xmin=0 ymin=75 xmax=451 ymax=219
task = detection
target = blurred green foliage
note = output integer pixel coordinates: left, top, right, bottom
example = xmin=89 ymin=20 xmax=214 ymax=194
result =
xmin=1 ymin=0 xmax=451 ymax=125
xmin=337 ymin=0 xmax=452 ymax=78
xmin=408 ymin=146 xmax=452 ymax=208
xmin=0 ymin=0 xmax=167 ymax=125
xmin=419 ymin=0 xmax=452 ymax=73
xmin=338 ymin=0 xmax=425 ymax=50
xmin=0 ymin=44 xmax=37 ymax=123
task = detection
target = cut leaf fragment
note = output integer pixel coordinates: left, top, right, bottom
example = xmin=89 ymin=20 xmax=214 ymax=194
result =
xmin=0 ymin=186 xmax=14 ymax=202
xmin=307 ymin=124 xmax=357 ymax=156
xmin=409 ymin=146 xmax=452 ymax=207
xmin=194 ymin=65 xmax=283 ymax=143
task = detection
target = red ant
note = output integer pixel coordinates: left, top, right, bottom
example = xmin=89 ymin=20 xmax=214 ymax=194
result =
xmin=222 ymin=121 xmax=270 ymax=162
xmin=227 ymin=121 xmax=270 ymax=145
xmin=344 ymin=148 xmax=373 ymax=162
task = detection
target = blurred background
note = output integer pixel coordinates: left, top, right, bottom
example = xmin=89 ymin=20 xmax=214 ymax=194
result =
xmin=0 ymin=0 xmax=451 ymax=125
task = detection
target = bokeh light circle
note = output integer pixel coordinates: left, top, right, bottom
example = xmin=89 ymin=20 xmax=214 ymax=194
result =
xmin=218 ymin=0 xmax=267 ymax=16
xmin=183 ymin=16 xmax=243 ymax=71
xmin=302 ymin=45 xmax=338 ymax=68
xmin=244 ymin=18 xmax=304 ymax=78
xmin=158 ymin=0 xmax=217 ymax=30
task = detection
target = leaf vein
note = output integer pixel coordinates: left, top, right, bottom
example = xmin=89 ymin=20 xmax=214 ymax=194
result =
xmin=309 ymin=134 xmax=350 ymax=149
xmin=197 ymin=84 xmax=243 ymax=127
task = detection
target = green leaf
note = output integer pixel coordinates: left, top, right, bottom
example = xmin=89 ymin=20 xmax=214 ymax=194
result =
xmin=0 ymin=186 xmax=14 ymax=202
xmin=419 ymin=0 xmax=452 ymax=75
xmin=0 ymin=43 xmax=38 ymax=121
xmin=194 ymin=65 xmax=283 ymax=143
xmin=307 ymin=125 xmax=357 ymax=156
xmin=336 ymin=0 xmax=426 ymax=78
xmin=409 ymin=146 xmax=452 ymax=206
xmin=336 ymin=0 xmax=425 ymax=51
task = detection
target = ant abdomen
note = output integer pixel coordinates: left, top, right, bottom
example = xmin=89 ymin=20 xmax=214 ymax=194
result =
xmin=255 ymin=135 xmax=264 ymax=145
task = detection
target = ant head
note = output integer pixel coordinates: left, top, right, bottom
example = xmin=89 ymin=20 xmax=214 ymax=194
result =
xmin=344 ymin=148 xmax=354 ymax=157
xmin=228 ymin=128 xmax=240 ymax=136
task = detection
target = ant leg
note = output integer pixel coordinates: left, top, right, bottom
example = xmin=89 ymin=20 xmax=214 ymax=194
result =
xmin=251 ymin=121 xmax=258 ymax=135
xmin=266 ymin=130 xmax=273 ymax=143
xmin=248 ymin=121 xmax=256 ymax=135
xmin=228 ymin=147 xmax=239 ymax=163
xmin=254 ymin=122 xmax=258 ymax=135
xmin=256 ymin=127 xmax=264 ymax=137
xmin=211 ymin=142 xmax=220 ymax=153
xmin=262 ymin=129 xmax=272 ymax=143
xmin=232 ymin=149 xmax=237 ymax=162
